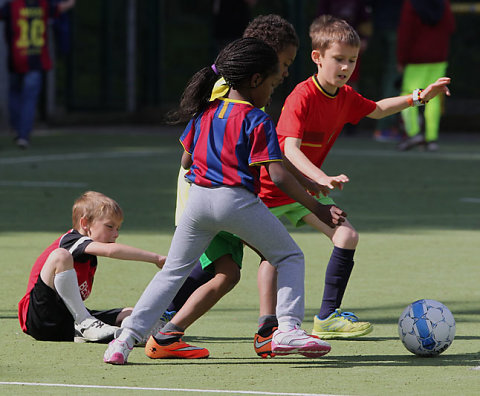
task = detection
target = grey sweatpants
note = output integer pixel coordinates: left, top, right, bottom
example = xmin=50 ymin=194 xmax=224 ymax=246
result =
xmin=121 ymin=184 xmax=305 ymax=340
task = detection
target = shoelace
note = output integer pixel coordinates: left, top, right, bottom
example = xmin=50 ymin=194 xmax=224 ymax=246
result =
xmin=90 ymin=320 xmax=105 ymax=329
xmin=339 ymin=311 xmax=359 ymax=322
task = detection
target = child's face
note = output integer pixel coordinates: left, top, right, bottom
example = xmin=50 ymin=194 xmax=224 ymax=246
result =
xmin=250 ymin=71 xmax=279 ymax=109
xmin=312 ymin=42 xmax=359 ymax=93
xmin=274 ymin=44 xmax=297 ymax=87
xmin=82 ymin=216 xmax=121 ymax=243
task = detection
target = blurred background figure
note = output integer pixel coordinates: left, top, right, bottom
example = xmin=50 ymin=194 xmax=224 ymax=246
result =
xmin=316 ymin=0 xmax=372 ymax=135
xmin=371 ymin=0 xmax=404 ymax=143
xmin=0 ymin=0 xmax=75 ymax=149
xmin=316 ymin=0 xmax=372 ymax=91
xmin=211 ymin=0 xmax=257 ymax=55
xmin=396 ymin=0 xmax=455 ymax=152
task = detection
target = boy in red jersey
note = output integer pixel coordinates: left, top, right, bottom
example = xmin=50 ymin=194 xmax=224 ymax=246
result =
xmin=18 ymin=191 xmax=165 ymax=342
xmin=257 ymin=15 xmax=451 ymax=341
xmin=0 ymin=0 xmax=75 ymax=148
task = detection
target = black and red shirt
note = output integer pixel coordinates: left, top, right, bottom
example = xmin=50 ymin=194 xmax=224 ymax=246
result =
xmin=18 ymin=229 xmax=97 ymax=332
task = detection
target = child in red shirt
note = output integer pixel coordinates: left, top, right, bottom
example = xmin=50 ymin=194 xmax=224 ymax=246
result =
xmin=257 ymin=15 xmax=451 ymax=342
xmin=19 ymin=191 xmax=165 ymax=342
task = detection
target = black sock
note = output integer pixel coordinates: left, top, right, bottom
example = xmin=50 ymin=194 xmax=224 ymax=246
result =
xmin=153 ymin=322 xmax=184 ymax=345
xmin=257 ymin=315 xmax=278 ymax=336
xmin=318 ymin=246 xmax=355 ymax=319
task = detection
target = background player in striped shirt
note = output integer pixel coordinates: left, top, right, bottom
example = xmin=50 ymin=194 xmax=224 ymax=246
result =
xmin=18 ymin=191 xmax=166 ymax=343
xmin=0 ymin=0 xmax=75 ymax=149
xmin=104 ymin=37 xmax=346 ymax=364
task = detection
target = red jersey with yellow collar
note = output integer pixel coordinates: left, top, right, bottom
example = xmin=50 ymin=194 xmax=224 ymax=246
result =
xmin=258 ymin=76 xmax=376 ymax=208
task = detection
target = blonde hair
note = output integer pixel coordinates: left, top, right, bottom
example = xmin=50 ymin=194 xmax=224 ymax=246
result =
xmin=309 ymin=15 xmax=360 ymax=55
xmin=72 ymin=191 xmax=123 ymax=229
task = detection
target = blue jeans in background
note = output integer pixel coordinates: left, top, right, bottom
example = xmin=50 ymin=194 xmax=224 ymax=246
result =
xmin=8 ymin=70 xmax=43 ymax=142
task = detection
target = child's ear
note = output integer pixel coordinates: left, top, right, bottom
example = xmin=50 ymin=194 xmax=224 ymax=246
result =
xmin=250 ymin=73 xmax=263 ymax=88
xmin=79 ymin=216 xmax=89 ymax=232
xmin=311 ymin=50 xmax=322 ymax=66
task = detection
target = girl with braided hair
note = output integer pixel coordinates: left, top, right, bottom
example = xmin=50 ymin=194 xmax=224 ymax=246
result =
xmin=104 ymin=37 xmax=346 ymax=364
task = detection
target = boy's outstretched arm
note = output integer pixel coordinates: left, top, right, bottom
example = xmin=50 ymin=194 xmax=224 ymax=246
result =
xmin=368 ymin=77 xmax=451 ymax=119
xmin=284 ymin=137 xmax=349 ymax=191
xmin=264 ymin=161 xmax=346 ymax=228
xmin=85 ymin=242 xmax=166 ymax=269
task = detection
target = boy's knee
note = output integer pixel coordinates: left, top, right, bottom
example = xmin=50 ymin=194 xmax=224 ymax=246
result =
xmin=215 ymin=267 xmax=241 ymax=294
xmin=333 ymin=226 xmax=359 ymax=249
xmin=46 ymin=248 xmax=74 ymax=271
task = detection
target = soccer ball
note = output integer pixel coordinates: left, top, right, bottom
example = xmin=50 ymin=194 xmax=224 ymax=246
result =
xmin=398 ymin=299 xmax=455 ymax=356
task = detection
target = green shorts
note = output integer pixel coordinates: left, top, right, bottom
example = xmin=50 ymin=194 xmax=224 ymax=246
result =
xmin=200 ymin=231 xmax=244 ymax=273
xmin=269 ymin=195 xmax=336 ymax=227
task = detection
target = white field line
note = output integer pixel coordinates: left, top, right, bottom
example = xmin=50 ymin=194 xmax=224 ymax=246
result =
xmin=0 ymin=149 xmax=170 ymax=165
xmin=0 ymin=382 xmax=348 ymax=396
xmin=0 ymin=150 xmax=170 ymax=188
xmin=0 ymin=181 xmax=87 ymax=188
xmin=459 ymin=197 xmax=480 ymax=203
xmin=332 ymin=148 xmax=480 ymax=161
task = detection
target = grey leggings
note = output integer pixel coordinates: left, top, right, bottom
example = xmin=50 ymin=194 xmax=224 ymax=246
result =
xmin=121 ymin=184 xmax=305 ymax=340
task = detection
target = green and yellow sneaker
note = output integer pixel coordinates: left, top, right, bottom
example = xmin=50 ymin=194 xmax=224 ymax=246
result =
xmin=312 ymin=309 xmax=373 ymax=339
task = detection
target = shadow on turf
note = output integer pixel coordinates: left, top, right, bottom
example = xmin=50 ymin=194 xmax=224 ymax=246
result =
xmin=124 ymin=352 xmax=480 ymax=368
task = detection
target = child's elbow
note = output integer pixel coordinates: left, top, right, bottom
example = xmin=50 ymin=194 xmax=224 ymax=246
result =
xmin=181 ymin=153 xmax=193 ymax=169
xmin=270 ymin=172 xmax=287 ymax=190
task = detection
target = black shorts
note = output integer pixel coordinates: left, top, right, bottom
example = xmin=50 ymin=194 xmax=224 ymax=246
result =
xmin=25 ymin=275 xmax=123 ymax=342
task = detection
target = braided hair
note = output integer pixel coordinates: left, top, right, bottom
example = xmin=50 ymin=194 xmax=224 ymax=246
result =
xmin=167 ymin=37 xmax=278 ymax=124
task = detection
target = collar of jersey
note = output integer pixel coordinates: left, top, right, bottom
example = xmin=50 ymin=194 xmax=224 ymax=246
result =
xmin=218 ymin=97 xmax=254 ymax=107
xmin=312 ymin=75 xmax=339 ymax=99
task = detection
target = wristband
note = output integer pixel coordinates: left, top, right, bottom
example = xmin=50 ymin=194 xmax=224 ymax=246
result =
xmin=412 ymin=88 xmax=427 ymax=106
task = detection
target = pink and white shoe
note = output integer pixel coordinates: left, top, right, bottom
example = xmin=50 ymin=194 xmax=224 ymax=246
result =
xmin=103 ymin=338 xmax=133 ymax=365
xmin=271 ymin=328 xmax=331 ymax=358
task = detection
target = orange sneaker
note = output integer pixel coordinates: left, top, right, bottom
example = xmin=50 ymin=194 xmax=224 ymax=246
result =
xmin=253 ymin=327 xmax=277 ymax=358
xmin=145 ymin=335 xmax=209 ymax=359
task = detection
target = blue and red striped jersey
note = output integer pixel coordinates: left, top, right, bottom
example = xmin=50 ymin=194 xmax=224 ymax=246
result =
xmin=0 ymin=0 xmax=59 ymax=73
xmin=180 ymin=98 xmax=282 ymax=195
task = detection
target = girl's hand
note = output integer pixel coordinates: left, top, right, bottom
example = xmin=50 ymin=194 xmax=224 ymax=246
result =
xmin=312 ymin=204 xmax=347 ymax=228
xmin=304 ymin=179 xmax=330 ymax=197
xmin=421 ymin=77 xmax=451 ymax=102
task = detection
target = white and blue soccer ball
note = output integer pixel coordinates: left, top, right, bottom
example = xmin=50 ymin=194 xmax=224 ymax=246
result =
xmin=398 ymin=299 xmax=456 ymax=356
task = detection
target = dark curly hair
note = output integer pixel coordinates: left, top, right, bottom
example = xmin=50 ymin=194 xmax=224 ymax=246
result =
xmin=167 ymin=37 xmax=278 ymax=124
xmin=243 ymin=14 xmax=299 ymax=53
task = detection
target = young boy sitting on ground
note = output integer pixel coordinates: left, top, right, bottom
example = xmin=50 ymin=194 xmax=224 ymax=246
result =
xmin=18 ymin=191 xmax=166 ymax=343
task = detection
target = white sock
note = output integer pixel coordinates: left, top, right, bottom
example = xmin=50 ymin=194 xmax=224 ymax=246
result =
xmin=53 ymin=269 xmax=91 ymax=324
xmin=116 ymin=328 xmax=138 ymax=346
xmin=277 ymin=317 xmax=302 ymax=332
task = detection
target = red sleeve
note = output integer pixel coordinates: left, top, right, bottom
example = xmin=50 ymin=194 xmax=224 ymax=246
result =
xmin=345 ymin=87 xmax=377 ymax=124
xmin=249 ymin=118 xmax=282 ymax=165
xmin=179 ymin=119 xmax=196 ymax=154
xmin=276 ymin=91 xmax=309 ymax=139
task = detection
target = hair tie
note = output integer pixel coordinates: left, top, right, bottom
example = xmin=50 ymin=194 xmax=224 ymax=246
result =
xmin=211 ymin=64 xmax=219 ymax=75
